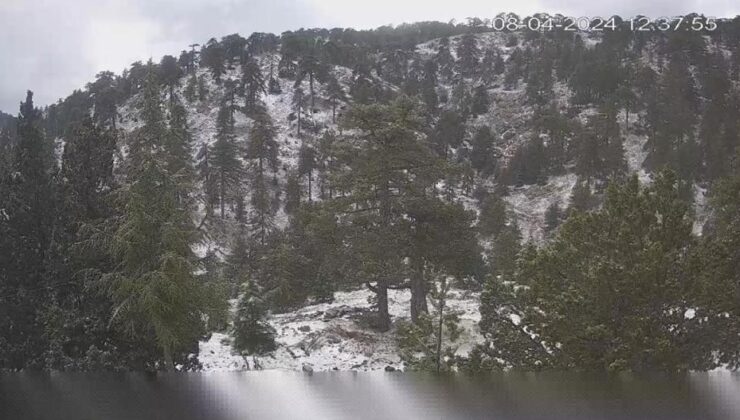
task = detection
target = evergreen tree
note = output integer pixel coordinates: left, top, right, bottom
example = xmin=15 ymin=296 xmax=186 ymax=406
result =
xmin=334 ymin=96 xmax=445 ymax=331
xmin=435 ymin=37 xmax=455 ymax=80
xmin=246 ymin=111 xmax=280 ymax=246
xmin=469 ymin=126 xmax=497 ymax=176
xmin=210 ymin=103 xmax=243 ymax=219
xmin=295 ymin=54 xmax=323 ymax=109
xmin=159 ymin=55 xmax=182 ymax=103
xmin=102 ymin=67 xmax=215 ymax=370
xmin=233 ymin=281 xmax=276 ymax=354
xmin=241 ymin=57 xmax=266 ymax=114
xmin=478 ymin=193 xmax=508 ymax=237
xmin=544 ymin=202 xmax=562 ymax=236
xmin=470 ymin=85 xmax=490 ymax=117
xmin=326 ymin=76 xmax=346 ymax=123
xmin=397 ymin=277 xmax=462 ymax=372
xmin=696 ymin=166 xmax=740 ymax=369
xmin=456 ymin=33 xmax=481 ymax=77
xmin=476 ymin=172 xmax=707 ymax=372
xmin=0 ymin=91 xmax=54 ymax=369
xmin=200 ymin=38 xmax=226 ymax=83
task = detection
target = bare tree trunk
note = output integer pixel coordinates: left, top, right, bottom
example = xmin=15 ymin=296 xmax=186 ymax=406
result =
xmin=308 ymin=170 xmax=312 ymax=203
xmin=435 ymin=278 xmax=447 ymax=373
xmin=220 ymin=170 xmax=225 ymax=219
xmin=410 ymin=256 xmax=428 ymax=323
xmin=377 ymin=279 xmax=390 ymax=332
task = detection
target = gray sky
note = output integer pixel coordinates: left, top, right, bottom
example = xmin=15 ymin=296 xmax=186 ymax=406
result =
xmin=1 ymin=0 xmax=738 ymax=113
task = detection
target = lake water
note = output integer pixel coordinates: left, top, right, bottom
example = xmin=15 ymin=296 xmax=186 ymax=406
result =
xmin=2 ymin=371 xmax=739 ymax=419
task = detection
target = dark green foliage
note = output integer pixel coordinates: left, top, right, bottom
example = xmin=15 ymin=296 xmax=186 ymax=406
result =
xmin=505 ymin=136 xmax=548 ymax=186
xmin=101 ymin=67 xmax=216 ymax=370
xmin=160 ymin=55 xmax=183 ymax=101
xmin=326 ymin=76 xmax=346 ymax=123
xmin=544 ymin=202 xmax=562 ymax=235
xmin=470 ymin=85 xmax=490 ymax=117
xmin=397 ymin=278 xmax=462 ymax=372
xmin=476 ymin=172 xmax=709 ymax=372
xmin=477 ymin=193 xmax=507 ymax=237
xmin=241 ymin=57 xmax=266 ymax=114
xmin=568 ymin=179 xmax=596 ymax=214
xmin=488 ymin=221 xmax=521 ymax=279
xmin=432 ymin=110 xmax=465 ymax=158
xmin=260 ymin=205 xmax=342 ymax=310
xmin=456 ymin=33 xmax=480 ymax=77
xmin=334 ymin=96 xmax=449 ymax=330
xmin=200 ymin=38 xmax=226 ymax=83
xmin=0 ymin=91 xmax=55 ymax=369
xmin=210 ymin=103 xmax=243 ymax=219
xmin=246 ymin=111 xmax=280 ymax=246
xmin=233 ymin=282 xmax=276 ymax=354
xmin=469 ymin=126 xmax=497 ymax=176
xmin=695 ymin=169 xmax=740 ymax=369
xmin=644 ymin=52 xmax=699 ymax=179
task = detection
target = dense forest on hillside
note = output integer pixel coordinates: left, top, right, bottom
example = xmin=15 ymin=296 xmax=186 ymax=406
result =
xmin=2 ymin=14 xmax=740 ymax=373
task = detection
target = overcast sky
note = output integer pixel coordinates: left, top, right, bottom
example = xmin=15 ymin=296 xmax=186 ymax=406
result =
xmin=1 ymin=0 xmax=738 ymax=113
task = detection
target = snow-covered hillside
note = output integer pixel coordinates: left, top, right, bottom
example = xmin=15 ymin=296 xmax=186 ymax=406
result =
xmin=110 ymin=30 xmax=712 ymax=371
xmin=199 ymin=288 xmax=482 ymax=372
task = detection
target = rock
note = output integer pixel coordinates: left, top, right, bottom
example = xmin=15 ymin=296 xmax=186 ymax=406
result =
xmin=298 ymin=325 xmax=311 ymax=332
xmin=323 ymin=305 xmax=357 ymax=320
xmin=302 ymin=364 xmax=314 ymax=374
xmin=384 ymin=365 xmax=396 ymax=372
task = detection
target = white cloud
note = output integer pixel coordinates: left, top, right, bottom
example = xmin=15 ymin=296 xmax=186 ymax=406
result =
xmin=0 ymin=0 xmax=738 ymax=112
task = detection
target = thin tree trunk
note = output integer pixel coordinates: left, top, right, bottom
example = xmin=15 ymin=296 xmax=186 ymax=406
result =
xmin=220 ymin=170 xmax=225 ymax=219
xmin=309 ymin=73 xmax=315 ymax=109
xmin=435 ymin=278 xmax=447 ymax=373
xmin=377 ymin=278 xmax=390 ymax=332
xmin=308 ymin=170 xmax=312 ymax=203
xmin=410 ymin=256 xmax=428 ymax=323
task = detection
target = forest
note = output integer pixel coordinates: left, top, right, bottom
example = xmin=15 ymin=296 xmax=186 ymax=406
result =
xmin=1 ymin=15 xmax=740 ymax=373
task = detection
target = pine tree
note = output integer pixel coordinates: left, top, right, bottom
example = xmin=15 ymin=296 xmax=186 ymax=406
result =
xmin=470 ymin=85 xmax=490 ymax=117
xmin=697 ymin=168 xmax=740 ymax=369
xmin=397 ymin=277 xmax=462 ymax=372
xmin=478 ymin=193 xmax=508 ymax=237
xmin=544 ymin=202 xmax=562 ymax=236
xmin=160 ymin=55 xmax=182 ymax=103
xmin=470 ymin=126 xmax=498 ymax=176
xmin=295 ymin=54 xmax=322 ymax=109
xmin=435 ymin=37 xmax=454 ymax=80
xmin=333 ymin=96 xmax=454 ymax=330
xmin=456 ymin=33 xmax=481 ymax=77
xmin=246 ymin=110 xmax=280 ymax=246
xmin=184 ymin=73 xmax=198 ymax=102
xmin=241 ymin=57 xmax=266 ymax=114
xmin=233 ymin=281 xmax=276 ymax=354
xmin=326 ymin=76 xmax=346 ymax=123
xmin=200 ymin=38 xmax=226 ymax=84
xmin=210 ymin=103 xmax=243 ymax=219
xmin=476 ymin=172 xmax=706 ymax=372
xmin=0 ymin=91 xmax=54 ymax=369
xmin=102 ymin=67 xmax=215 ymax=370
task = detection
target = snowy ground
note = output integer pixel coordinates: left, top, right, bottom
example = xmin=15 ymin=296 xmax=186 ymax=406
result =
xmin=198 ymin=288 xmax=482 ymax=372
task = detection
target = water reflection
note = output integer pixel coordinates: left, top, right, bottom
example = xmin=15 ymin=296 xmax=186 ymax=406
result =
xmin=1 ymin=371 xmax=738 ymax=420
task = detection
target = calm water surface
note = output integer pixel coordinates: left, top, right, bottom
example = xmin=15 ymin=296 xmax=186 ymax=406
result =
xmin=2 ymin=371 xmax=739 ymax=419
